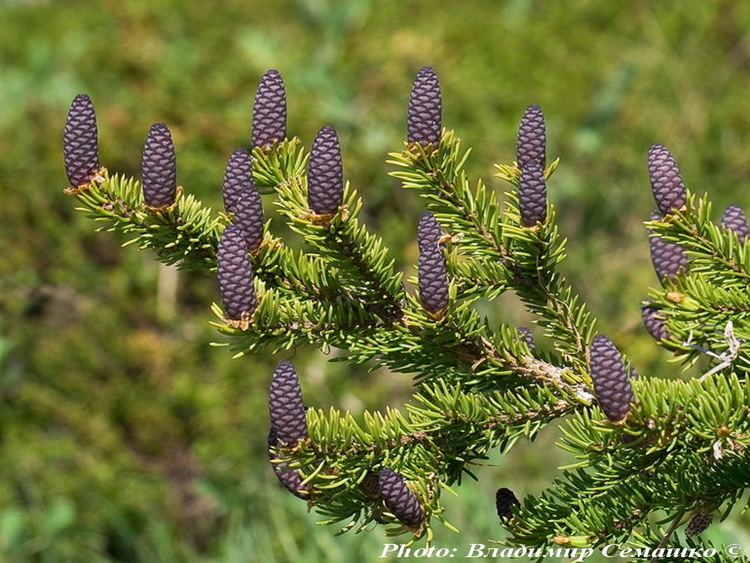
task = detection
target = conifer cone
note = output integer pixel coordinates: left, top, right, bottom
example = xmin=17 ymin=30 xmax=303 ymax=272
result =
xmin=142 ymin=123 xmax=177 ymax=209
xmin=63 ymin=94 xmax=100 ymax=187
xmin=251 ymin=69 xmax=287 ymax=149
xmin=267 ymin=429 xmax=307 ymax=499
xmin=268 ymin=360 xmax=308 ymax=445
xmin=517 ymin=327 xmax=535 ymax=350
xmin=235 ymin=187 xmax=264 ymax=253
xmin=217 ymin=225 xmax=257 ymax=322
xmin=495 ymin=488 xmax=520 ymax=521
xmin=685 ymin=511 xmax=712 ymax=537
xmin=589 ymin=335 xmax=635 ymax=422
xmin=641 ymin=303 xmax=669 ymax=341
xmin=516 ymin=105 xmax=546 ymax=170
xmin=519 ymin=162 xmax=547 ymax=226
xmin=407 ymin=67 xmax=442 ymax=147
xmin=378 ymin=468 xmax=425 ymax=528
xmin=307 ymin=126 xmax=343 ymax=215
xmin=648 ymin=233 xmax=688 ymax=283
xmin=721 ymin=205 xmax=749 ymax=242
xmin=418 ymin=243 xmax=449 ymax=316
xmin=417 ymin=212 xmax=442 ymax=252
xmin=222 ymin=149 xmax=252 ymax=215
xmin=647 ymin=144 xmax=686 ymax=215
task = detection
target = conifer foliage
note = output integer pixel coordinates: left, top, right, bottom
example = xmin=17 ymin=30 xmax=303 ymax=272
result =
xmin=62 ymin=67 xmax=750 ymax=556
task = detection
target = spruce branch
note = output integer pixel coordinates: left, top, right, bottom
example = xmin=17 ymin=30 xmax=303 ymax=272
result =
xmin=61 ymin=69 xmax=750 ymax=554
xmin=505 ymin=375 xmax=750 ymax=548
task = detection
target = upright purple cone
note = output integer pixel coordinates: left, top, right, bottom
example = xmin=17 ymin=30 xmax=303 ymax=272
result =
xmin=641 ymin=303 xmax=669 ymax=342
xmin=63 ymin=94 xmax=100 ymax=187
xmin=648 ymin=212 xmax=687 ymax=284
xmin=721 ymin=205 xmax=749 ymax=243
xmin=267 ymin=428 xmax=307 ymax=499
xmin=589 ymin=335 xmax=635 ymax=422
xmin=407 ymin=67 xmax=442 ymax=147
xmin=519 ymin=162 xmax=547 ymax=226
xmin=378 ymin=468 xmax=425 ymax=528
xmin=222 ymin=149 xmax=252 ymax=215
xmin=647 ymin=144 xmax=686 ymax=215
xmin=307 ymin=126 xmax=343 ymax=215
xmin=268 ymin=361 xmax=308 ymax=445
xmin=418 ymin=242 xmax=449 ymax=316
xmin=417 ymin=212 xmax=442 ymax=252
xmin=252 ymin=69 xmax=287 ymax=149
xmin=496 ymin=488 xmax=520 ymax=521
xmin=142 ymin=123 xmax=177 ymax=209
xmin=217 ymin=225 xmax=257 ymax=322
xmin=516 ymin=105 xmax=546 ymax=170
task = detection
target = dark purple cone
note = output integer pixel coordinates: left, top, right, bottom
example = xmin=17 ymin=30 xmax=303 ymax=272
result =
xmin=517 ymin=327 xmax=535 ymax=350
xmin=252 ymin=69 xmax=287 ymax=149
xmin=63 ymin=94 xmax=100 ymax=187
xmin=407 ymin=67 xmax=442 ymax=147
xmin=519 ymin=162 xmax=547 ymax=226
xmin=268 ymin=429 xmax=307 ymax=499
xmin=222 ymin=149 xmax=252 ymax=214
xmin=234 ymin=186 xmax=264 ymax=253
xmin=269 ymin=361 xmax=308 ymax=445
xmin=217 ymin=225 xmax=257 ymax=321
xmin=721 ymin=205 xmax=749 ymax=242
xmin=685 ymin=511 xmax=712 ymax=537
xmin=516 ymin=105 xmax=546 ymax=170
xmin=307 ymin=126 xmax=343 ymax=215
xmin=648 ymin=234 xmax=688 ymax=284
xmin=495 ymin=488 xmax=519 ymax=521
xmin=589 ymin=335 xmax=635 ymax=422
xmin=641 ymin=303 xmax=669 ymax=341
xmin=418 ymin=244 xmax=449 ymax=315
xmin=142 ymin=123 xmax=177 ymax=209
xmin=378 ymin=468 xmax=424 ymax=528
xmin=417 ymin=212 xmax=442 ymax=252
xmin=648 ymin=144 xmax=686 ymax=215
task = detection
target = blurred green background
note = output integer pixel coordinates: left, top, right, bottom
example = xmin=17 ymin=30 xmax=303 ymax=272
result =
xmin=3 ymin=0 xmax=750 ymax=561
